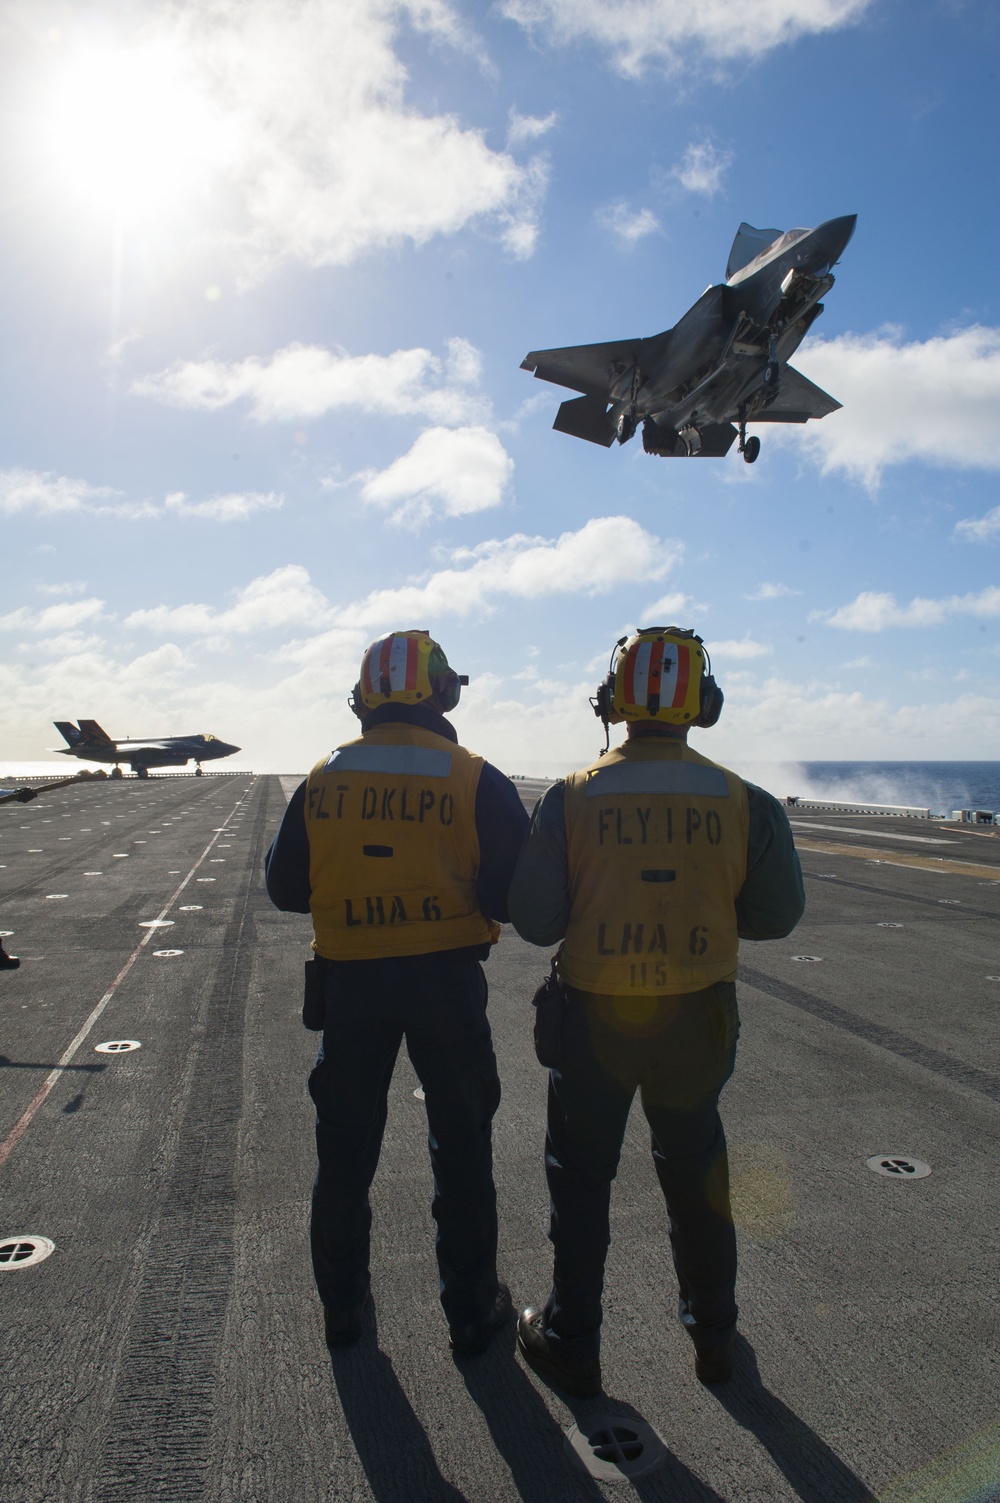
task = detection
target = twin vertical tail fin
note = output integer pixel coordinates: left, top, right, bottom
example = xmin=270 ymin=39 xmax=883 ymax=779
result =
xmin=53 ymin=721 xmax=84 ymax=747
xmin=76 ymin=719 xmax=115 ymax=746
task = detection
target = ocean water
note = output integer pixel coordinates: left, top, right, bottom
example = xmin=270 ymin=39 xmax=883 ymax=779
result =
xmin=740 ymin=761 xmax=1000 ymax=817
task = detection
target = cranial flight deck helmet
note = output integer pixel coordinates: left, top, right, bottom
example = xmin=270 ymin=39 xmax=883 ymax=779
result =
xmin=592 ymin=626 xmax=724 ymax=749
xmin=350 ymin=630 xmax=469 ymax=718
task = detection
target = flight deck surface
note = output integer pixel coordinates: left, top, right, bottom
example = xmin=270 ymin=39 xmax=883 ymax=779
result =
xmin=1 ymin=775 xmax=998 ymax=1501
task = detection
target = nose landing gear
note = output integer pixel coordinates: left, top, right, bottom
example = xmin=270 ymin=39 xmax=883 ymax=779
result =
xmin=195 ymin=764 xmax=204 ymax=776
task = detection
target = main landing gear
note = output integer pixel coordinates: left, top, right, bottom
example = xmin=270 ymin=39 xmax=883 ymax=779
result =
xmin=616 ymin=411 xmax=636 ymax=445
xmin=737 ymin=406 xmax=760 ymax=464
xmin=195 ymin=765 xmax=204 ymax=776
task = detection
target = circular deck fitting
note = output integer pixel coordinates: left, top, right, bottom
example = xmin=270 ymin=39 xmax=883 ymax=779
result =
xmin=153 ymin=949 xmax=184 ymax=957
xmin=790 ymin=955 xmax=822 ymax=963
xmin=0 ymin=1236 xmax=56 ymax=1270
xmin=937 ymin=899 xmax=960 ymax=906
xmin=84 ymin=871 xmax=103 ymax=876
xmin=866 ymin=1155 xmax=931 ymax=1180
xmin=45 ymin=894 xmax=68 ymax=901
xmin=0 ymin=930 xmax=12 ymax=938
xmin=179 ymin=905 xmax=203 ymax=911
xmin=95 ymin=1040 xmax=142 ymax=1054
xmin=564 ymin=1417 xmax=667 ymax=1481
xmin=985 ymin=975 xmax=1000 ymax=982
xmin=112 ymin=853 xmax=129 ymax=858
xmin=413 ymin=1087 xmax=426 ymax=1101
xmin=196 ymin=877 xmax=216 ymax=882
xmin=877 ymin=922 xmax=904 ymax=929
xmin=139 ymin=920 xmax=174 ymax=929
xmin=815 ymin=873 xmax=838 ymax=878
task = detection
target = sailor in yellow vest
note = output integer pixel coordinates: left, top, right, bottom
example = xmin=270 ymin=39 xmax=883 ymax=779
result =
xmin=265 ymin=631 xmax=528 ymax=1353
xmin=508 ymin=627 xmax=804 ymax=1396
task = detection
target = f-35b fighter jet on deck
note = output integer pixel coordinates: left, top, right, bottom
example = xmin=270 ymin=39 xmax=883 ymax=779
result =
xmin=52 ymin=720 xmax=240 ymax=778
xmin=521 ymin=214 xmax=856 ymax=463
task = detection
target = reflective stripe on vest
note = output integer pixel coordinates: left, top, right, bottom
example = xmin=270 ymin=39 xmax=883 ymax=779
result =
xmin=558 ymin=742 xmax=749 ymax=996
xmin=305 ymin=724 xmax=497 ymax=960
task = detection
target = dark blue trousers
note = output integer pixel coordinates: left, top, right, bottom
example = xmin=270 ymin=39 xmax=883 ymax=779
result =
xmin=308 ymin=949 xmax=501 ymax=1326
xmin=542 ymin=982 xmax=739 ymax=1362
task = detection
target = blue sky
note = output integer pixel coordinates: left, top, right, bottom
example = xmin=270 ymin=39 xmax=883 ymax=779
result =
xmin=2 ymin=0 xmax=998 ymax=778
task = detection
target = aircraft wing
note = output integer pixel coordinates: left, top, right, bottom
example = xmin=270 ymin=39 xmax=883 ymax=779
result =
xmin=522 ymin=336 xmax=662 ymax=398
xmin=755 ymin=364 xmax=842 ymax=423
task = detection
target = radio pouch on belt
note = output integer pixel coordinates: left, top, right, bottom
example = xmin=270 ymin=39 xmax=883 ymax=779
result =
xmin=531 ymin=958 xmax=564 ymax=1069
xmin=303 ymin=956 xmax=328 ymax=1032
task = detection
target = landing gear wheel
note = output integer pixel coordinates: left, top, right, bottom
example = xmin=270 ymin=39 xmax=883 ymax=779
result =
xmin=743 ymin=435 xmax=761 ymax=464
xmin=763 ymin=361 xmax=779 ymax=386
xmin=137 ymin=766 xmax=149 ymax=779
xmin=195 ymin=766 xmax=204 ymax=776
xmin=616 ymin=412 xmax=636 ymax=445
xmin=111 ymin=766 xmax=123 ymax=780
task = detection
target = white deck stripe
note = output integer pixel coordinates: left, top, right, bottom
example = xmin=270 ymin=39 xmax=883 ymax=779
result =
xmin=0 ymin=781 xmax=256 ymax=1173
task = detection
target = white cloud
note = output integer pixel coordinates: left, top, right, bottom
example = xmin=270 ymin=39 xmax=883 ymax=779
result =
xmin=598 ymin=200 xmax=660 ymax=244
xmin=642 ymin=593 xmax=694 ymax=620
xmin=794 ymin=326 xmax=1000 ymax=488
xmin=36 ymin=581 xmax=88 ymax=597
xmin=0 ymin=598 xmax=107 ymax=633
xmin=955 ymin=505 xmax=1000 ymax=544
xmin=671 ymin=139 xmax=732 ymax=196
xmin=166 ymin=0 xmax=539 ymax=274
xmin=124 ymin=564 xmax=331 ymax=638
xmin=123 ymin=518 xmax=682 ymax=645
xmin=0 ymin=469 xmax=126 ymax=516
xmin=134 ymin=339 xmax=489 ymax=426
xmin=163 ymin=490 xmax=281 ymax=521
xmin=507 ymin=109 xmax=557 ymax=148
xmin=500 ymin=0 xmax=874 ymax=77
xmin=347 ymin=516 xmax=681 ymax=627
xmin=0 ymin=468 xmax=279 ymax=521
xmin=355 ymin=426 xmax=513 ymax=525
xmin=710 ymin=636 xmax=772 ymax=659
xmin=745 ymin=582 xmax=801 ymax=600
xmin=819 ymin=586 xmax=1000 ymax=631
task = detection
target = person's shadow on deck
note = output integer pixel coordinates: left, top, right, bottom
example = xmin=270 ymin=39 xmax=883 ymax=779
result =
xmin=458 ymin=1327 xmax=728 ymax=1502
xmin=706 ymin=1335 xmax=874 ymax=1503
xmin=328 ymin=1304 xmax=471 ymax=1503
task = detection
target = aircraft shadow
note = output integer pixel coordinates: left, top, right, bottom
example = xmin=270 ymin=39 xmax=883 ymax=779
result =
xmin=707 ymin=1335 xmax=873 ymax=1503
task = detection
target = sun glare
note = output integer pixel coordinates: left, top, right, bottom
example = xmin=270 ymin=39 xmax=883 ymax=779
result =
xmin=38 ymin=41 xmax=229 ymax=224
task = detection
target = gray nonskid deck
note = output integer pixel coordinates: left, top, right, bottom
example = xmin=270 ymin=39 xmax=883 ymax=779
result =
xmin=1 ymin=780 xmax=998 ymax=1500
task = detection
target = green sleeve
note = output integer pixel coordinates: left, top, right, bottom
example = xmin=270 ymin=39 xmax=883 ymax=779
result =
xmin=736 ymin=782 xmax=806 ymax=940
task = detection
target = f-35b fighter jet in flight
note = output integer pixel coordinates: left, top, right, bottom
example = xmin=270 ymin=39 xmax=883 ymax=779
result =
xmin=52 ymin=720 xmax=240 ymax=778
xmin=521 ymin=214 xmax=856 ymax=463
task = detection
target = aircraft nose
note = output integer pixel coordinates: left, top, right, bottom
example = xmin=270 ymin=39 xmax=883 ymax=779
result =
xmin=817 ymin=214 xmax=857 ymax=264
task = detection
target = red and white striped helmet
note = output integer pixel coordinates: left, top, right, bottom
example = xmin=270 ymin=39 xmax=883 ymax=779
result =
xmin=354 ymin=631 xmax=465 ymax=712
xmin=607 ymin=627 xmax=715 ymax=725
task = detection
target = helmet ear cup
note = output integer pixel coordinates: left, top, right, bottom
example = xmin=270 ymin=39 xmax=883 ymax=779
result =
xmin=592 ymin=678 xmax=615 ymax=724
xmin=696 ymin=676 xmax=724 ymax=727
